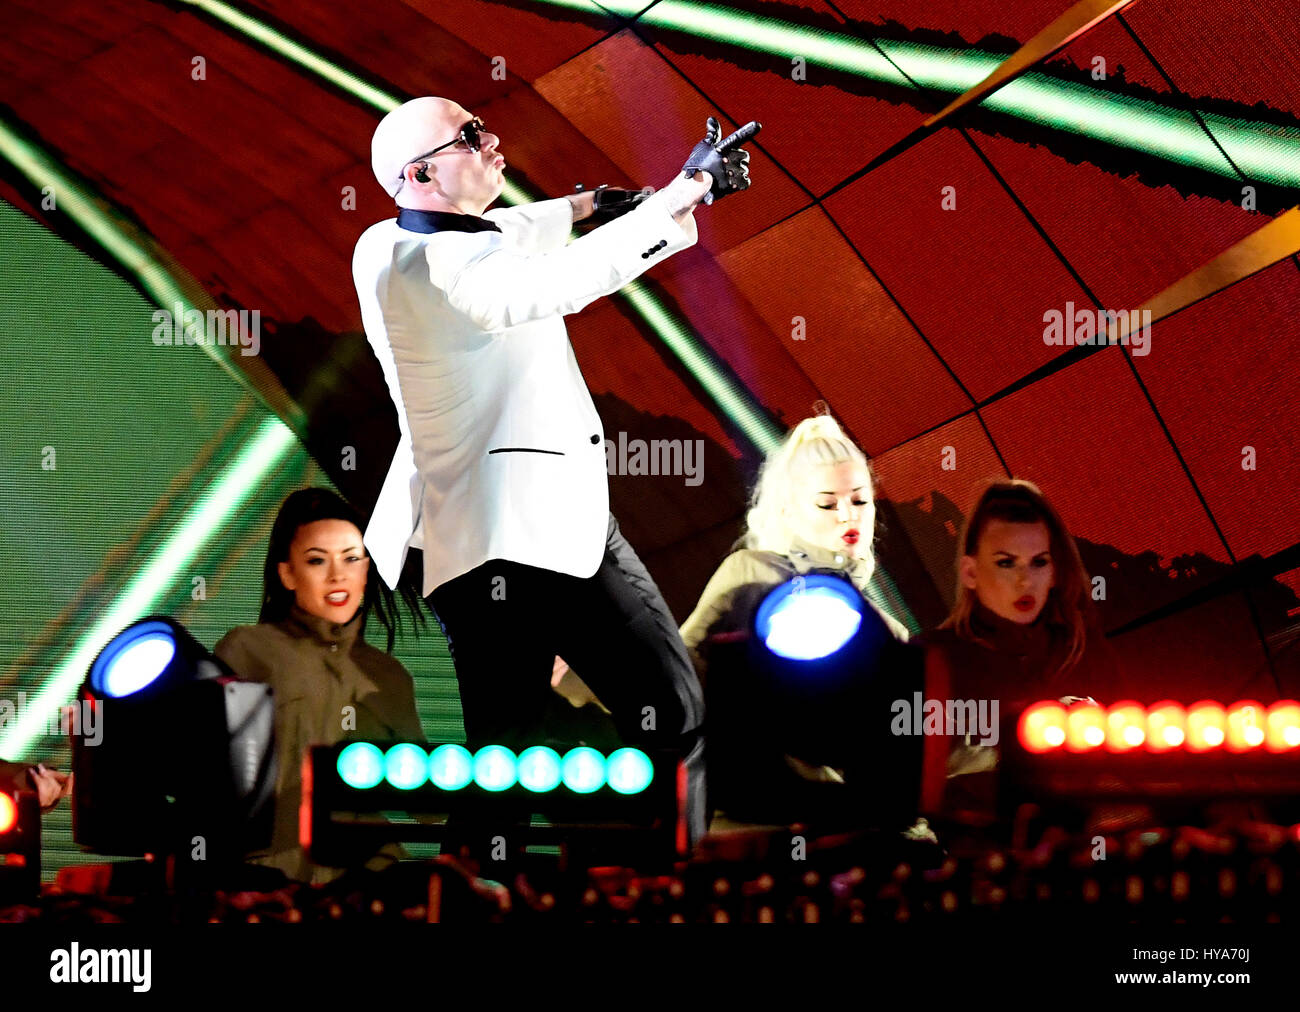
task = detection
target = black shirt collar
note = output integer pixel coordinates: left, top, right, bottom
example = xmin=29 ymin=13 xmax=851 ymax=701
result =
xmin=396 ymin=208 xmax=501 ymax=234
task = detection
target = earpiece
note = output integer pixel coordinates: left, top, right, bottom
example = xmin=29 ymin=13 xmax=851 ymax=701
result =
xmin=413 ymin=163 xmax=431 ymax=184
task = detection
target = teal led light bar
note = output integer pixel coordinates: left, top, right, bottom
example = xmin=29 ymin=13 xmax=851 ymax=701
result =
xmin=336 ymin=743 xmax=656 ymax=795
xmin=309 ymin=739 xmax=684 ymax=861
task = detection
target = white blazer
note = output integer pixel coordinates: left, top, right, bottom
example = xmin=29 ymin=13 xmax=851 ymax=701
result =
xmin=352 ymin=192 xmax=697 ymax=595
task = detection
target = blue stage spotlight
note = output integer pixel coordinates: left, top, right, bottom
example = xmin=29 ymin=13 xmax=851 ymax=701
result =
xmin=88 ymin=620 xmax=178 ymax=698
xmin=73 ymin=616 xmax=276 ymax=863
xmin=696 ymin=571 xmax=923 ymax=827
xmin=754 ymin=574 xmax=865 ymax=661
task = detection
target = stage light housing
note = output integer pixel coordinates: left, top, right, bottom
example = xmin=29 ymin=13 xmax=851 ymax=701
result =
xmin=306 ymin=742 xmax=681 ymax=865
xmin=73 ymin=616 xmax=277 ymax=863
xmin=1006 ymin=699 xmax=1300 ymax=812
xmin=696 ymin=570 xmax=923 ymax=827
xmin=0 ymin=790 xmax=40 ymax=901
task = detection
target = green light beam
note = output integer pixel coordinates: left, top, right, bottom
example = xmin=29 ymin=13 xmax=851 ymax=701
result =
xmin=178 ymin=0 xmax=404 ymax=110
xmin=0 ymin=418 xmax=300 ymax=754
xmin=526 ymin=0 xmax=1300 ymax=189
xmin=0 ymin=114 xmax=297 ymax=413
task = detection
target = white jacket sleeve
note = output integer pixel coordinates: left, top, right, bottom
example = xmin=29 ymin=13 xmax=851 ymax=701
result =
xmin=426 ymin=191 xmax=695 ymax=333
xmin=482 ymin=197 xmax=575 ymax=255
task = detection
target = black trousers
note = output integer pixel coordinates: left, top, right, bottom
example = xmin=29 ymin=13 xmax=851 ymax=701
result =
xmin=426 ymin=514 xmax=707 ymax=846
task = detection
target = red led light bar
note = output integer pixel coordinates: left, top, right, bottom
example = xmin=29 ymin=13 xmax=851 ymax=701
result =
xmin=1018 ymin=700 xmax=1300 ymax=754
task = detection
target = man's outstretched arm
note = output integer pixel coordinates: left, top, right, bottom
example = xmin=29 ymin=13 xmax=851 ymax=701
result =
xmin=427 ymin=172 xmax=710 ymax=333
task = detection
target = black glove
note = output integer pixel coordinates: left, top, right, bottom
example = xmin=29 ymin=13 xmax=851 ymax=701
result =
xmin=574 ymin=183 xmax=654 ymax=226
xmin=680 ymin=116 xmax=762 ymax=205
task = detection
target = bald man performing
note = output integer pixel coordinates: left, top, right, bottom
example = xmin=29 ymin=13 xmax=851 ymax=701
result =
xmin=354 ymin=97 xmax=760 ymax=850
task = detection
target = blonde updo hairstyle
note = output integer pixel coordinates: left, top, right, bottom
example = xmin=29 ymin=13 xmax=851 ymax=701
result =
xmin=740 ymin=412 xmax=877 ymax=581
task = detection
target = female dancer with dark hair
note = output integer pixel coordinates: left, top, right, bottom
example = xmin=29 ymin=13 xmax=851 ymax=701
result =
xmin=920 ymin=478 xmax=1121 ymax=825
xmin=215 ymin=488 xmax=425 ymax=884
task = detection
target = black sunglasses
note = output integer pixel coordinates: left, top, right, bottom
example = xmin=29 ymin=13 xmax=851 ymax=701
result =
xmin=409 ymin=117 xmax=486 ymax=165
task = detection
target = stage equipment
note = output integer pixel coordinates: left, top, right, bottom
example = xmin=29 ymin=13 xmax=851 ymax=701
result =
xmin=0 ymin=788 xmax=39 ymax=901
xmin=702 ymin=572 xmax=923 ymax=826
xmin=1008 ymin=698 xmax=1300 ymax=806
xmin=72 ymin=616 xmax=276 ymax=861
xmin=306 ymin=742 xmax=684 ymax=864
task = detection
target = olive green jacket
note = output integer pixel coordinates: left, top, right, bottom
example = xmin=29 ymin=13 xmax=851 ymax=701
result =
xmin=215 ymin=605 xmax=423 ymax=884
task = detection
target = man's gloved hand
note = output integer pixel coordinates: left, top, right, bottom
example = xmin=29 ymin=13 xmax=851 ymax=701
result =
xmin=680 ymin=116 xmax=762 ymax=205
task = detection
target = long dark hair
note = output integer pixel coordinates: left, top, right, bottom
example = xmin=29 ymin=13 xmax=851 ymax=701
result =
xmin=941 ymin=479 xmax=1094 ymax=678
xmin=259 ymin=487 xmax=426 ymax=652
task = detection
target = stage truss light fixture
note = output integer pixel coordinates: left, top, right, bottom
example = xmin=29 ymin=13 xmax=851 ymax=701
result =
xmin=305 ymin=742 xmax=681 ymax=865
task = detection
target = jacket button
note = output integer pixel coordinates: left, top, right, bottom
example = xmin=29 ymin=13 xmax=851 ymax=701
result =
xmin=641 ymin=251 xmax=650 ymax=259
xmin=590 ymin=434 xmax=600 ymax=444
